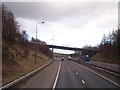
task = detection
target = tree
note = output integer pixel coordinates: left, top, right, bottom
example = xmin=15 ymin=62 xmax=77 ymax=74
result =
xmin=116 ymin=29 xmax=120 ymax=60
xmin=20 ymin=30 xmax=29 ymax=59
xmin=21 ymin=30 xmax=28 ymax=42
xmin=2 ymin=5 xmax=20 ymax=43
xmin=101 ymin=34 xmax=107 ymax=45
xmin=98 ymin=29 xmax=120 ymax=62
xmin=2 ymin=5 xmax=21 ymax=62
xmin=31 ymin=37 xmax=36 ymax=42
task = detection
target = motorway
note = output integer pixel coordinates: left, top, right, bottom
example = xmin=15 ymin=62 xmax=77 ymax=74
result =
xmin=20 ymin=59 xmax=119 ymax=88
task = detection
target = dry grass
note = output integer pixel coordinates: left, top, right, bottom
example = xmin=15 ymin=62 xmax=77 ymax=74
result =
xmin=0 ymin=64 xmax=2 ymax=87
xmin=2 ymin=50 xmax=51 ymax=86
xmin=91 ymin=53 xmax=120 ymax=64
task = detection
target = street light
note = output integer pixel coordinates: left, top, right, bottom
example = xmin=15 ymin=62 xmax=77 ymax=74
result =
xmin=51 ymin=34 xmax=54 ymax=59
xmin=35 ymin=21 xmax=44 ymax=64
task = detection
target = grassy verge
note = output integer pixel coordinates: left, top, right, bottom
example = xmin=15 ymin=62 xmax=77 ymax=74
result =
xmin=2 ymin=50 xmax=51 ymax=86
xmin=91 ymin=53 xmax=120 ymax=64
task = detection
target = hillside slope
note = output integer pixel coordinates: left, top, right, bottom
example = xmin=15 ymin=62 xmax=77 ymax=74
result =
xmin=2 ymin=44 xmax=51 ymax=85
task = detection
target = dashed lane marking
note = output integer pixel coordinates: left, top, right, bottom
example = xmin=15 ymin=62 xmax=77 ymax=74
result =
xmin=81 ymin=80 xmax=85 ymax=84
xmin=76 ymin=72 xmax=79 ymax=75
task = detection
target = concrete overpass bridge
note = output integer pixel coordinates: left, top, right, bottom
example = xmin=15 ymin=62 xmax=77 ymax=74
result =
xmin=46 ymin=44 xmax=99 ymax=60
xmin=46 ymin=45 xmax=83 ymax=51
xmin=46 ymin=44 xmax=99 ymax=52
xmin=29 ymin=42 xmax=99 ymax=59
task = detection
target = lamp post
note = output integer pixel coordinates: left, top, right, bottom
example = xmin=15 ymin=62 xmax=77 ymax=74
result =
xmin=35 ymin=21 xmax=44 ymax=64
xmin=51 ymin=34 xmax=54 ymax=59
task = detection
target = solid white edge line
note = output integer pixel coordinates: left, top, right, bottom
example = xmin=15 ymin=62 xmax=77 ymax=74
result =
xmin=79 ymin=64 xmax=120 ymax=87
xmin=1 ymin=60 xmax=53 ymax=89
xmin=52 ymin=61 xmax=61 ymax=90
xmin=71 ymin=61 xmax=120 ymax=87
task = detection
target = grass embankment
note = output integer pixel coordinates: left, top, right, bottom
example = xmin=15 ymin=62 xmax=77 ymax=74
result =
xmin=2 ymin=50 xmax=51 ymax=86
xmin=91 ymin=53 xmax=120 ymax=64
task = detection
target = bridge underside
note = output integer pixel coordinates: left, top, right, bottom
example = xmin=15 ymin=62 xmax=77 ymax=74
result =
xmin=47 ymin=45 xmax=99 ymax=53
xmin=47 ymin=45 xmax=83 ymax=51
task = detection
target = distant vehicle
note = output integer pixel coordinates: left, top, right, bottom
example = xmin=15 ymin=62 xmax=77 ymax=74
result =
xmin=83 ymin=54 xmax=89 ymax=61
xmin=61 ymin=58 xmax=64 ymax=61
xmin=68 ymin=56 xmax=72 ymax=60
xmin=61 ymin=57 xmax=64 ymax=61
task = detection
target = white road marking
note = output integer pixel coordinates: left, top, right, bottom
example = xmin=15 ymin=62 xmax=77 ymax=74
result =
xmin=71 ymin=61 xmax=120 ymax=87
xmin=81 ymin=80 xmax=85 ymax=84
xmin=79 ymin=63 xmax=120 ymax=87
xmin=76 ymin=72 xmax=79 ymax=75
xmin=52 ymin=61 xmax=61 ymax=90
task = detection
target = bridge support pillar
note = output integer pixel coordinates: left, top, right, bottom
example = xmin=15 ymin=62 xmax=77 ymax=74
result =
xmin=51 ymin=48 xmax=54 ymax=59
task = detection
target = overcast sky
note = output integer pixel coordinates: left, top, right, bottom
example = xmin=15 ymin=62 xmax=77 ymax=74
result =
xmin=2 ymin=1 xmax=118 ymax=54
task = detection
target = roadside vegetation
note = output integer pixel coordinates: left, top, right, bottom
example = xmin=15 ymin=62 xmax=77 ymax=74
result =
xmin=82 ymin=29 xmax=120 ymax=64
xmin=2 ymin=5 xmax=52 ymax=85
xmin=91 ymin=29 xmax=120 ymax=64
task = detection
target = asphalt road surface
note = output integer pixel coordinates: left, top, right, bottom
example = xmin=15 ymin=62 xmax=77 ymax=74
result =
xmin=20 ymin=60 xmax=119 ymax=88
xmin=56 ymin=60 xmax=118 ymax=88
xmin=21 ymin=61 xmax=59 ymax=88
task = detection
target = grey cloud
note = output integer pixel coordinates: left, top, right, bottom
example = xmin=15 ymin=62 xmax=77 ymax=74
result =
xmin=4 ymin=2 xmax=82 ymax=21
xmin=3 ymin=2 xmax=117 ymax=22
xmin=3 ymin=2 xmax=118 ymax=35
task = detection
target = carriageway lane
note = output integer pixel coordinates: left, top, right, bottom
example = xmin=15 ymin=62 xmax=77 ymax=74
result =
xmin=56 ymin=60 xmax=119 ymax=88
xmin=20 ymin=60 xmax=59 ymax=88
